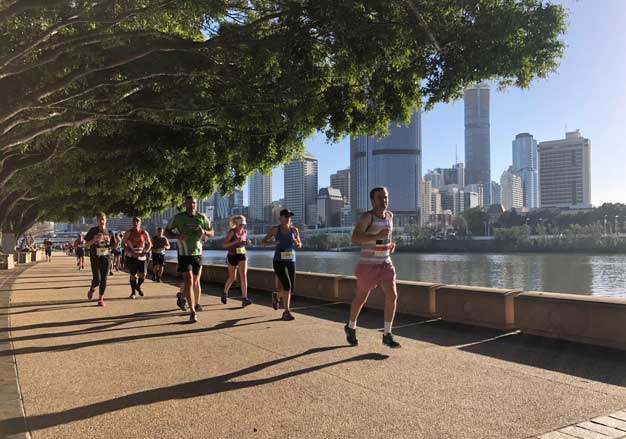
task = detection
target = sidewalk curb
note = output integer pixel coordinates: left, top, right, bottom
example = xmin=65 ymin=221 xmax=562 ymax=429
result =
xmin=0 ymin=266 xmax=32 ymax=439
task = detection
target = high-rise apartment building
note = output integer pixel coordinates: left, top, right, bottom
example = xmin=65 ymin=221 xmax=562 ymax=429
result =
xmin=351 ymin=111 xmax=422 ymax=225
xmin=538 ymin=130 xmax=591 ymax=208
xmin=284 ymin=153 xmax=318 ymax=226
xmin=464 ymin=84 xmax=491 ymax=206
xmin=330 ymin=168 xmax=351 ymax=205
xmin=500 ymin=167 xmax=523 ymax=211
xmin=248 ymin=171 xmax=272 ymax=222
xmin=512 ymin=133 xmax=539 ymax=208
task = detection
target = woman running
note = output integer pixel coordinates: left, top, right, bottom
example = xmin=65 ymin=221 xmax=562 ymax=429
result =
xmin=84 ymin=213 xmax=118 ymax=307
xmin=74 ymin=233 xmax=86 ymax=270
xmin=222 ymin=215 xmax=252 ymax=307
xmin=262 ymin=209 xmax=301 ymax=321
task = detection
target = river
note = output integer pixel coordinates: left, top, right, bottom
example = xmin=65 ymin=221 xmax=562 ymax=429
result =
xmin=166 ymin=250 xmax=626 ymax=298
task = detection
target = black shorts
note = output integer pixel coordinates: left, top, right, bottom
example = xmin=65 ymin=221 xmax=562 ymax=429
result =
xmin=227 ymin=254 xmax=247 ymax=266
xmin=152 ymin=253 xmax=165 ymax=266
xmin=126 ymin=257 xmax=147 ymax=276
xmin=75 ymin=248 xmax=84 ymax=258
xmin=111 ymin=248 xmax=120 ymax=256
xmin=273 ymin=261 xmax=296 ymax=292
xmin=177 ymin=255 xmax=202 ymax=275
xmin=45 ymin=249 xmax=52 ymax=256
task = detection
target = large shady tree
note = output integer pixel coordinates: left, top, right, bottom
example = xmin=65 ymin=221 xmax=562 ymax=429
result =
xmin=0 ymin=0 xmax=566 ymax=246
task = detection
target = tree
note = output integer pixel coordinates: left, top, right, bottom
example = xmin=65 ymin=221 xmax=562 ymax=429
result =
xmin=461 ymin=207 xmax=488 ymax=236
xmin=0 ymin=0 xmax=567 ymax=228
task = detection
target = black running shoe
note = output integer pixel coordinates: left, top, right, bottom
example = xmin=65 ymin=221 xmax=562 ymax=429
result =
xmin=281 ymin=311 xmax=295 ymax=321
xmin=272 ymin=292 xmax=280 ymax=310
xmin=382 ymin=333 xmax=401 ymax=349
xmin=157 ymin=277 xmax=161 ymax=283
xmin=194 ymin=303 xmax=203 ymax=312
xmin=176 ymin=292 xmax=187 ymax=311
xmin=344 ymin=324 xmax=358 ymax=346
xmin=221 ymin=293 xmax=227 ymax=304
xmin=129 ymin=293 xmax=136 ymax=300
xmin=137 ymin=288 xmax=144 ymax=297
xmin=242 ymin=297 xmax=252 ymax=307
xmin=189 ymin=312 xmax=198 ymax=323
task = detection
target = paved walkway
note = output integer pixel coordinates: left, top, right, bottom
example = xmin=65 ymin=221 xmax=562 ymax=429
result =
xmin=2 ymin=255 xmax=626 ymax=438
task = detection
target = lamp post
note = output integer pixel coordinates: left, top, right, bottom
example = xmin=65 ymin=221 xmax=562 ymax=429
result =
xmin=615 ymin=215 xmax=619 ymax=234
xmin=604 ymin=215 xmax=608 ymax=235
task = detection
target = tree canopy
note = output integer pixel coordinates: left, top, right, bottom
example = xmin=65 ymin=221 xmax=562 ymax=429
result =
xmin=0 ymin=0 xmax=567 ymax=235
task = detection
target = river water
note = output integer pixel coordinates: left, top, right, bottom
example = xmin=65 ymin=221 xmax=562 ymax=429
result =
xmin=167 ymin=250 xmax=626 ymax=298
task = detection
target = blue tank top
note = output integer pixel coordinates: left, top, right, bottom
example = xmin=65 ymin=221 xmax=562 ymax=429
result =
xmin=273 ymin=226 xmax=296 ymax=262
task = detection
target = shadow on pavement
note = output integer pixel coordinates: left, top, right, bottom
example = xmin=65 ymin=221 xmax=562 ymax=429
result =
xmin=0 ymin=346 xmax=386 ymax=436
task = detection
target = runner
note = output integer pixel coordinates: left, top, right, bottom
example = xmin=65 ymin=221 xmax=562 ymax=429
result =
xmin=261 ymin=209 xmax=301 ymax=321
xmin=73 ymin=233 xmax=86 ymax=270
xmin=151 ymin=227 xmax=170 ymax=282
xmin=117 ymin=232 xmax=126 ymax=270
xmin=222 ymin=215 xmax=252 ymax=307
xmin=122 ymin=217 xmax=153 ymax=299
xmin=344 ymin=187 xmax=400 ymax=348
xmin=44 ymin=238 xmax=53 ymax=262
xmin=165 ymin=196 xmax=213 ymax=323
xmin=84 ymin=213 xmax=118 ymax=307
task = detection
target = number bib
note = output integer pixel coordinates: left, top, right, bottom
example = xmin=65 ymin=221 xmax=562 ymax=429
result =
xmin=153 ymin=248 xmax=165 ymax=254
xmin=96 ymin=248 xmax=110 ymax=257
xmin=236 ymin=247 xmax=247 ymax=255
xmin=137 ymin=255 xmax=147 ymax=261
xmin=374 ymin=240 xmax=391 ymax=258
xmin=280 ymin=251 xmax=295 ymax=260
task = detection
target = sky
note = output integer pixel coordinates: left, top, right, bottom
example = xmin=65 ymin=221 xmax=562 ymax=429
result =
xmin=243 ymin=0 xmax=626 ymax=206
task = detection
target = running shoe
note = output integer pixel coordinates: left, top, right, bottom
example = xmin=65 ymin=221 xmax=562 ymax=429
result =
xmin=221 ymin=292 xmax=227 ymax=304
xmin=382 ymin=333 xmax=401 ymax=349
xmin=137 ymin=287 xmax=144 ymax=297
xmin=157 ymin=277 xmax=162 ymax=283
xmin=281 ymin=311 xmax=295 ymax=321
xmin=109 ymin=272 xmax=114 ymax=276
xmin=189 ymin=312 xmax=198 ymax=323
xmin=87 ymin=288 xmax=95 ymax=301
xmin=129 ymin=293 xmax=136 ymax=299
xmin=242 ymin=297 xmax=252 ymax=307
xmin=194 ymin=303 xmax=203 ymax=312
xmin=344 ymin=324 xmax=358 ymax=346
xmin=97 ymin=298 xmax=105 ymax=307
xmin=272 ymin=292 xmax=279 ymax=310
xmin=176 ymin=292 xmax=187 ymax=311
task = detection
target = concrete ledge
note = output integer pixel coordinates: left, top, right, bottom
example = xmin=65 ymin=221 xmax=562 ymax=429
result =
xmin=516 ymin=291 xmax=626 ymax=351
xmin=12 ymin=253 xmax=28 ymax=265
xmin=294 ymin=271 xmax=343 ymax=301
xmin=436 ymin=285 xmax=521 ymax=330
xmin=0 ymin=254 xmax=14 ymax=270
xmin=246 ymin=267 xmax=276 ymax=291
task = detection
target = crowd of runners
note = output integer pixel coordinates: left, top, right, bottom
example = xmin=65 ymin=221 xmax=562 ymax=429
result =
xmin=62 ymin=188 xmax=402 ymax=348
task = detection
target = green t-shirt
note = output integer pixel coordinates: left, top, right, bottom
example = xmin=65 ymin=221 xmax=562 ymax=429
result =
xmin=167 ymin=212 xmax=212 ymax=256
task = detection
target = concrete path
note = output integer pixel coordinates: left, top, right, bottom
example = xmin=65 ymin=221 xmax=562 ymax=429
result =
xmin=2 ymin=255 xmax=626 ymax=439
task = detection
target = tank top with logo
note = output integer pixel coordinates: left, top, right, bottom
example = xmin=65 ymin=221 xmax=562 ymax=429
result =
xmin=127 ymin=229 xmax=148 ymax=260
xmin=358 ymin=211 xmax=393 ymax=265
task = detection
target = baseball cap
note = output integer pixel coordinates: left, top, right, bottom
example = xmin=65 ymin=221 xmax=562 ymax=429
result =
xmin=279 ymin=209 xmax=295 ymax=217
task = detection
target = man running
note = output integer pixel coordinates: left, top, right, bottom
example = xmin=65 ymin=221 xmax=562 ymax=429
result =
xmin=165 ymin=196 xmax=213 ymax=323
xmin=73 ymin=233 xmax=86 ymax=270
xmin=151 ymin=227 xmax=170 ymax=282
xmin=123 ymin=217 xmax=153 ymax=299
xmin=84 ymin=213 xmax=118 ymax=307
xmin=44 ymin=238 xmax=53 ymax=262
xmin=344 ymin=187 xmax=401 ymax=348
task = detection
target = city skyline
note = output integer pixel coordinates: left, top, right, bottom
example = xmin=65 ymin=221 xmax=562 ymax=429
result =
xmin=242 ymin=0 xmax=625 ymax=207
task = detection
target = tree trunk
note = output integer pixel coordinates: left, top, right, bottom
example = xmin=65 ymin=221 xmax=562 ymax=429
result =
xmin=1 ymin=231 xmax=16 ymax=254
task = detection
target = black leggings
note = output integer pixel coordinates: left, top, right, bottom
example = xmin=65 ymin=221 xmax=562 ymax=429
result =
xmin=273 ymin=261 xmax=295 ymax=292
xmin=90 ymin=256 xmax=109 ymax=295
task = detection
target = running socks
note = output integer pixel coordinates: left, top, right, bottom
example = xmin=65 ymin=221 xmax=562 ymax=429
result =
xmin=383 ymin=321 xmax=393 ymax=336
xmin=348 ymin=320 xmax=357 ymax=330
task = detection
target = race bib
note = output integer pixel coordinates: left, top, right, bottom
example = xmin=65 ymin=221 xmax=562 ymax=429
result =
xmin=374 ymin=240 xmax=391 ymax=257
xmin=236 ymin=247 xmax=247 ymax=255
xmin=281 ymin=251 xmax=294 ymax=260
xmin=137 ymin=255 xmax=147 ymax=261
xmin=153 ymin=248 xmax=165 ymax=254
xmin=96 ymin=248 xmax=110 ymax=257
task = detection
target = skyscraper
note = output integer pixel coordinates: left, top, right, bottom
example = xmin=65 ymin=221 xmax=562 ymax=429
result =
xmin=464 ymin=84 xmax=491 ymax=206
xmin=512 ymin=133 xmax=539 ymax=208
xmin=538 ymin=130 xmax=591 ymax=208
xmin=248 ymin=171 xmax=272 ymax=222
xmin=500 ymin=167 xmax=523 ymax=211
xmin=491 ymin=181 xmax=502 ymax=206
xmin=330 ymin=168 xmax=351 ymax=204
xmin=351 ymin=111 xmax=422 ymax=225
xmin=284 ymin=153 xmax=318 ymax=226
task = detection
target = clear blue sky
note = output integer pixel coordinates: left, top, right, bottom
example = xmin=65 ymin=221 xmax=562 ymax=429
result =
xmin=244 ymin=0 xmax=626 ymax=206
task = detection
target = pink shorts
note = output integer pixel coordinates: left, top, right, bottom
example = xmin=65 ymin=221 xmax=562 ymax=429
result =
xmin=355 ymin=262 xmax=396 ymax=293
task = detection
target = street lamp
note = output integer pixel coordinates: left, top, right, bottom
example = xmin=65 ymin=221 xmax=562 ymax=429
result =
xmin=604 ymin=215 xmax=608 ymax=235
xmin=615 ymin=215 xmax=619 ymax=234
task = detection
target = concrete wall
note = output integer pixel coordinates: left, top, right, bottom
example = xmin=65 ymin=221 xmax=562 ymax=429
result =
xmin=159 ymin=260 xmax=626 ymax=351
xmin=0 ymin=253 xmax=14 ymax=270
